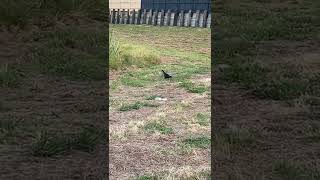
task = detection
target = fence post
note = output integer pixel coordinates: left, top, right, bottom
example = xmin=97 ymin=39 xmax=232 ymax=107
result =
xmin=163 ymin=9 xmax=170 ymax=26
xmin=129 ymin=9 xmax=133 ymax=24
xmin=124 ymin=9 xmax=127 ymax=24
xmin=114 ymin=9 xmax=119 ymax=24
xmin=191 ymin=10 xmax=200 ymax=27
xmin=119 ymin=9 xmax=123 ymax=24
xmin=199 ymin=11 xmax=204 ymax=28
xmin=184 ymin=10 xmax=191 ymax=27
xmin=110 ymin=9 xmax=114 ymax=24
xmin=177 ymin=10 xmax=184 ymax=27
xmin=157 ymin=10 xmax=164 ymax=26
xmin=135 ymin=9 xmax=140 ymax=24
xmin=206 ymin=13 xmax=211 ymax=28
xmin=146 ymin=9 xmax=152 ymax=25
xmin=169 ymin=11 xmax=174 ymax=26
xmin=203 ymin=10 xmax=208 ymax=28
xmin=152 ymin=10 xmax=158 ymax=26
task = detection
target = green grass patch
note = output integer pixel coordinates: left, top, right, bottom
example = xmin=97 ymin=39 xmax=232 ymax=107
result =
xmin=195 ymin=113 xmax=210 ymax=126
xmin=179 ymin=81 xmax=208 ymax=94
xmin=31 ymin=126 xmax=104 ymax=157
xmin=182 ymin=136 xmax=211 ymax=149
xmin=144 ymin=121 xmax=173 ymax=135
xmin=109 ymin=33 xmax=160 ymax=70
xmin=215 ymin=127 xmax=256 ymax=151
xmin=135 ymin=175 xmax=158 ymax=180
xmin=31 ymin=130 xmax=71 ymax=157
xmin=119 ymin=101 xmax=158 ymax=111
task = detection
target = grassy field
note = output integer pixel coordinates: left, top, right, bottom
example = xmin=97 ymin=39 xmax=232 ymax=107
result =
xmin=109 ymin=25 xmax=211 ymax=179
xmin=213 ymin=0 xmax=320 ymax=179
xmin=0 ymin=1 xmax=107 ymax=179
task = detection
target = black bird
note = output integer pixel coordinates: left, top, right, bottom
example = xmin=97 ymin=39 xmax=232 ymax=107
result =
xmin=162 ymin=70 xmax=172 ymax=79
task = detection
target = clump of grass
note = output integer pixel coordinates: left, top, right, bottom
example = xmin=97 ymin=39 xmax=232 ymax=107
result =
xmin=179 ymin=81 xmax=208 ymax=94
xmin=0 ymin=64 xmax=21 ymax=88
xmin=109 ymin=33 xmax=160 ymax=70
xmin=71 ymin=126 xmax=104 ymax=152
xmin=32 ymin=126 xmax=104 ymax=157
xmin=144 ymin=121 xmax=173 ymax=134
xmin=195 ymin=113 xmax=210 ymax=126
xmin=119 ymin=101 xmax=158 ymax=111
xmin=119 ymin=102 xmax=144 ymax=111
xmin=109 ymin=32 xmax=122 ymax=69
xmin=31 ymin=130 xmax=71 ymax=157
xmin=182 ymin=136 xmax=210 ymax=149
xmin=121 ymin=44 xmax=160 ymax=67
xmin=136 ymin=175 xmax=158 ymax=180
xmin=215 ymin=126 xmax=255 ymax=151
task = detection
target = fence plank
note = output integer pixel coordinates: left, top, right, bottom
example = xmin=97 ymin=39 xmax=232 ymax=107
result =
xmin=164 ymin=9 xmax=170 ymax=26
xmin=152 ymin=10 xmax=158 ymax=26
xmin=184 ymin=10 xmax=192 ymax=27
xmin=129 ymin=10 xmax=135 ymax=24
xmin=177 ymin=10 xmax=184 ymax=27
xmin=146 ymin=9 xmax=152 ymax=25
xmin=206 ymin=13 xmax=211 ymax=28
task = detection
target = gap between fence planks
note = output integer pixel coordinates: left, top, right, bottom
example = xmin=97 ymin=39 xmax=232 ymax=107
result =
xmin=109 ymin=9 xmax=211 ymax=28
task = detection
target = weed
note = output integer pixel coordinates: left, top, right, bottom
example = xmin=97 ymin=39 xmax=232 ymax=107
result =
xmin=71 ymin=126 xmax=104 ymax=152
xmin=31 ymin=130 xmax=71 ymax=157
xmin=119 ymin=101 xmax=158 ymax=111
xmin=119 ymin=102 xmax=144 ymax=111
xmin=195 ymin=113 xmax=210 ymax=126
xmin=31 ymin=126 xmax=104 ymax=157
xmin=136 ymin=175 xmax=158 ymax=180
xmin=144 ymin=121 xmax=173 ymax=135
xmin=182 ymin=136 xmax=210 ymax=149
xmin=109 ymin=35 xmax=160 ymax=70
xmin=215 ymin=127 xmax=255 ymax=151
xmin=179 ymin=81 xmax=208 ymax=94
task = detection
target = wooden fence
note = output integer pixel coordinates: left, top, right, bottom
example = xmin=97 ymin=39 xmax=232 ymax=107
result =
xmin=109 ymin=9 xmax=211 ymax=28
